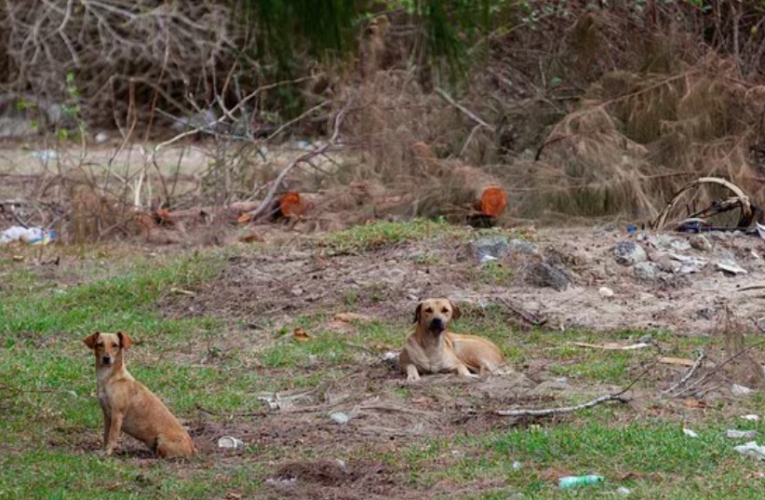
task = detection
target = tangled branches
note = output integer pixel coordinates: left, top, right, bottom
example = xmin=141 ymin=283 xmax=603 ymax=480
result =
xmin=1 ymin=0 xmax=233 ymax=130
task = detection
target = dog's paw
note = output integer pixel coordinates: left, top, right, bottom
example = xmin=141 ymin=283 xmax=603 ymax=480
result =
xmin=406 ymin=374 xmax=421 ymax=382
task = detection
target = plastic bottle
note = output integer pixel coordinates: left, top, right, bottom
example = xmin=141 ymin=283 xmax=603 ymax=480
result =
xmin=558 ymin=475 xmax=604 ymax=489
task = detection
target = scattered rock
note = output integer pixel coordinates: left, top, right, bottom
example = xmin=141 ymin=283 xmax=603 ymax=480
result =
xmin=670 ymin=254 xmax=707 ymax=274
xmin=330 ymin=412 xmax=351 ymax=424
xmin=709 ymin=231 xmax=728 ymax=242
xmin=508 ymin=239 xmax=538 ymax=255
xmin=717 ymin=260 xmax=747 ymax=276
xmin=527 ymin=261 xmax=571 ymax=291
xmin=689 ymin=234 xmax=712 ymax=251
xmin=613 ymin=242 xmax=647 ymax=266
xmin=637 ymin=334 xmax=653 ymax=344
xmin=598 ymin=286 xmax=615 ymax=298
xmin=633 ymin=261 xmax=660 ymax=281
xmin=697 ymin=307 xmax=716 ymax=320
xmin=727 ymin=429 xmax=758 ymax=439
xmin=470 ymin=236 xmax=509 ymax=262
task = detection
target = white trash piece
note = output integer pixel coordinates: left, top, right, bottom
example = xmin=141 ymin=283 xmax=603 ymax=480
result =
xmin=735 ymin=441 xmax=765 ymax=461
xmin=330 ymin=412 xmax=351 ymax=424
xmin=0 ymin=226 xmax=54 ymax=245
xmin=682 ymin=428 xmax=699 ymax=438
xmin=732 ymin=384 xmax=754 ymax=396
xmin=727 ymin=429 xmax=758 ymax=439
xmin=741 ymin=414 xmax=761 ymax=422
xmin=217 ymin=436 xmax=244 ymax=449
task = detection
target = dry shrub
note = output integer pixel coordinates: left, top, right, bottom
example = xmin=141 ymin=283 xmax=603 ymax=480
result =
xmin=510 ymin=53 xmax=765 ymax=223
xmin=718 ymin=306 xmax=765 ymax=390
xmin=1 ymin=0 xmax=232 ymax=130
xmin=68 ymin=184 xmax=128 ymax=244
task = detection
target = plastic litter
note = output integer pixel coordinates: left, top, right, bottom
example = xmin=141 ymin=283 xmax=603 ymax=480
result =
xmin=217 ymin=436 xmax=244 ymax=449
xmin=29 ymin=149 xmax=57 ymax=161
xmin=727 ymin=429 xmax=757 ymax=439
xmin=732 ymin=384 xmax=754 ymax=396
xmin=735 ymin=441 xmax=765 ymax=461
xmin=683 ymin=428 xmax=699 ymax=438
xmin=617 ymin=487 xmax=632 ymax=495
xmin=0 ymin=226 xmax=55 ymax=245
xmin=330 ymin=412 xmax=351 ymax=424
xmin=558 ymin=475 xmax=604 ymax=489
xmin=741 ymin=415 xmax=761 ymax=422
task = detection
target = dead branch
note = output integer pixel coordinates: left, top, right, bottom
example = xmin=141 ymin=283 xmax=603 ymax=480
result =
xmin=663 ymin=350 xmax=705 ymax=395
xmin=434 ymin=87 xmax=496 ymax=132
xmin=243 ymin=101 xmax=352 ymax=220
xmin=495 ymin=393 xmax=628 ymax=417
xmin=495 ymin=361 xmax=656 ymax=417
xmin=672 ymin=338 xmax=765 ymax=398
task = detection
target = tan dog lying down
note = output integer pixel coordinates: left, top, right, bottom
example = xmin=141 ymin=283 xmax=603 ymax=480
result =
xmin=399 ymin=298 xmax=508 ymax=381
xmin=83 ymin=332 xmax=196 ymax=458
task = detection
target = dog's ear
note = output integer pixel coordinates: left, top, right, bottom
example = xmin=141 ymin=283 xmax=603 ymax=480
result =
xmin=450 ymin=301 xmax=462 ymax=321
xmin=413 ymin=302 xmax=423 ymax=324
xmin=83 ymin=332 xmax=100 ymax=349
xmin=117 ymin=331 xmax=133 ymax=349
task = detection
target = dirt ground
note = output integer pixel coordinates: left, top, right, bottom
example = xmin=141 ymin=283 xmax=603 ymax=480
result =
xmin=5 ymin=141 xmax=765 ymax=498
xmin=160 ymin=223 xmax=765 ymax=336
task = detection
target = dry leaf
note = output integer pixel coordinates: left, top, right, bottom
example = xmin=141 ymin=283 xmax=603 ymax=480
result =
xmin=293 ymin=327 xmax=311 ymax=342
xmin=334 ymin=312 xmax=373 ymax=323
xmin=237 ymin=213 xmax=253 ymax=224
xmin=682 ymin=399 xmax=708 ymax=409
xmin=239 ymin=232 xmax=264 ymax=243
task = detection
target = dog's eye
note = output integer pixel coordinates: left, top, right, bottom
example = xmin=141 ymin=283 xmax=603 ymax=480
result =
xmin=96 ymin=343 xmax=104 ymax=347
xmin=425 ymin=308 xmax=433 ymax=313
xmin=112 ymin=343 xmax=119 ymax=348
xmin=441 ymin=308 xmax=449 ymax=314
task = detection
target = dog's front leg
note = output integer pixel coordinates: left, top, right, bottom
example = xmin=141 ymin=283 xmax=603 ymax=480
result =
xmin=405 ymin=364 xmax=421 ymax=381
xmin=104 ymin=413 xmax=124 ymax=456
xmin=456 ymin=364 xmax=479 ymax=379
xmin=101 ymin=409 xmax=111 ymax=450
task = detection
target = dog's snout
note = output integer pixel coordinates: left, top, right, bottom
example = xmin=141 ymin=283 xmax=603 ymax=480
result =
xmin=102 ymin=356 xmax=112 ymax=365
xmin=429 ymin=317 xmax=445 ymax=332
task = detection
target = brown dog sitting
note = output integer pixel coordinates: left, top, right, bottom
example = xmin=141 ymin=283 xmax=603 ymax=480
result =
xmin=399 ymin=298 xmax=508 ymax=381
xmin=83 ymin=331 xmax=196 ymax=459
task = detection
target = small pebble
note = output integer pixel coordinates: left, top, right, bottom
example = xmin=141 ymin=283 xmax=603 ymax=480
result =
xmin=599 ymin=286 xmax=615 ymax=298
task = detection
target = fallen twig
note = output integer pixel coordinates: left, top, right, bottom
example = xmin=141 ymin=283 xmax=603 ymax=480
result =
xmin=569 ymin=341 xmax=651 ymax=351
xmin=663 ymin=350 xmax=705 ymax=395
xmin=435 ymin=87 xmax=495 ymax=132
xmin=495 ymin=361 xmax=655 ymax=417
xmin=495 ymin=393 xmax=628 ymax=417
xmin=672 ymin=338 xmax=765 ymax=398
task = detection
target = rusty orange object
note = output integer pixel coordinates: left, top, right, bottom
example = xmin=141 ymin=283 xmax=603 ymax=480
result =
xmin=478 ymin=185 xmax=507 ymax=218
xmin=279 ymin=191 xmax=305 ymax=217
xmin=237 ymin=213 xmax=253 ymax=224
